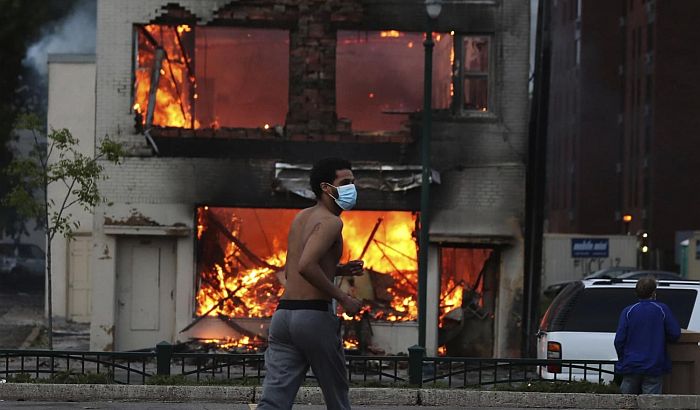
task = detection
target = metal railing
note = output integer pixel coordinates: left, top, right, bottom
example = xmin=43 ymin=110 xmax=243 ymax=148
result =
xmin=0 ymin=343 xmax=616 ymax=388
xmin=419 ymin=357 xmax=617 ymax=387
xmin=0 ymin=349 xmax=154 ymax=384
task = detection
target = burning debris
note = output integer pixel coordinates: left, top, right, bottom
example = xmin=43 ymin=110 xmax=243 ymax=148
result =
xmin=189 ymin=207 xmax=494 ymax=356
xmin=191 ymin=207 xmax=421 ymax=351
xmin=134 ymin=24 xmax=196 ymax=129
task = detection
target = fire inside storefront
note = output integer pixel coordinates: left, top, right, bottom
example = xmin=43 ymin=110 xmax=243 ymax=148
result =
xmin=189 ymin=206 xmax=496 ymax=356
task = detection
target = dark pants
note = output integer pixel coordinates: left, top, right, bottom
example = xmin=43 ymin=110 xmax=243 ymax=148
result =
xmin=620 ymin=373 xmax=663 ymax=394
xmin=258 ymin=302 xmax=350 ymax=410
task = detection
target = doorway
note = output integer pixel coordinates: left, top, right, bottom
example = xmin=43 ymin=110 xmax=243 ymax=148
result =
xmin=438 ymin=246 xmax=499 ymax=357
xmin=115 ymin=237 xmax=176 ymax=351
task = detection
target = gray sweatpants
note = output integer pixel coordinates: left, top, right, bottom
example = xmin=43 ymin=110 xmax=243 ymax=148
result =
xmin=258 ymin=307 xmax=350 ymax=410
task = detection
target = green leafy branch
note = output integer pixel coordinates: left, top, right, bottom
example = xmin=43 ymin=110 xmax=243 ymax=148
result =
xmin=4 ymin=113 xmax=123 ymax=241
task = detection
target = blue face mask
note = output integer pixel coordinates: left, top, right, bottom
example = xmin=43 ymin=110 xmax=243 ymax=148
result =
xmin=327 ymin=183 xmax=357 ymax=210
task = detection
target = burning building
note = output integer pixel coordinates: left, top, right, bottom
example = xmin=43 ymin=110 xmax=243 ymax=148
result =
xmin=47 ymin=0 xmax=530 ymax=357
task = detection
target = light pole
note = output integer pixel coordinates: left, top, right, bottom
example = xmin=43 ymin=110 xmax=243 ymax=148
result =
xmin=418 ymin=0 xmax=442 ymax=349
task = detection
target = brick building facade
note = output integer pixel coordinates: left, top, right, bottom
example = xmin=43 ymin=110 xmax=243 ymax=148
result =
xmin=621 ymin=0 xmax=700 ymax=269
xmin=545 ymin=0 xmax=623 ymax=234
xmin=546 ymin=0 xmax=700 ymax=270
xmin=48 ymin=0 xmax=530 ymax=357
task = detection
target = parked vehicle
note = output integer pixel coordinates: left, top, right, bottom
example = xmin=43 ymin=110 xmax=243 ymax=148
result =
xmin=537 ymin=278 xmax=700 ymax=382
xmin=0 ymin=244 xmax=16 ymax=275
xmin=0 ymin=243 xmax=45 ymax=279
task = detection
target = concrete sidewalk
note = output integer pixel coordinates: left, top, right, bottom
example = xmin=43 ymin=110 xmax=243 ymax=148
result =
xmin=1 ymin=384 xmax=699 ymax=409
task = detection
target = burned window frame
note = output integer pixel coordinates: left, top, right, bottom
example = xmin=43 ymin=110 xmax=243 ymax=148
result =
xmin=334 ymin=30 xmax=496 ymax=134
xmin=334 ymin=29 xmax=455 ymax=133
xmin=452 ymin=34 xmax=494 ymax=115
xmin=131 ymin=23 xmax=198 ymax=129
xmin=131 ymin=23 xmax=291 ymax=132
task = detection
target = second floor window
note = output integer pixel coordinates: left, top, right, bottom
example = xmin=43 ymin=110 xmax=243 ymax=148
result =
xmin=336 ymin=30 xmax=453 ymax=132
xmin=133 ymin=24 xmax=289 ymax=130
xmin=456 ymin=36 xmax=490 ymax=112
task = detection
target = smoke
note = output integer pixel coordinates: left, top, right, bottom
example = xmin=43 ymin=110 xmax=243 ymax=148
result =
xmin=23 ymin=0 xmax=96 ymax=76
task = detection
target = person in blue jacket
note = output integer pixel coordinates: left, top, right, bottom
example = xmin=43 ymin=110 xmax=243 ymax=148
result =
xmin=614 ymin=276 xmax=681 ymax=394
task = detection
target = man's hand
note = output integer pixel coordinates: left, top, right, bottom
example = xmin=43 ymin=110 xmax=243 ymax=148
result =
xmin=336 ymin=260 xmax=364 ymax=276
xmin=339 ymin=294 xmax=363 ymax=316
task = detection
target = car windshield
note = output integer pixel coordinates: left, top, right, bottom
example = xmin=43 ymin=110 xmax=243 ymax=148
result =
xmin=17 ymin=245 xmax=44 ymax=259
xmin=0 ymin=244 xmax=15 ymax=256
xmin=542 ymin=286 xmax=697 ymax=332
xmin=18 ymin=245 xmax=35 ymax=258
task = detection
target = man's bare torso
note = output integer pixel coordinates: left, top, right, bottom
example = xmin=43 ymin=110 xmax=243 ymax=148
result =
xmin=282 ymin=206 xmax=342 ymax=301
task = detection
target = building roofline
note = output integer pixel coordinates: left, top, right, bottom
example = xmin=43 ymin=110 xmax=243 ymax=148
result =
xmin=47 ymin=53 xmax=96 ymax=64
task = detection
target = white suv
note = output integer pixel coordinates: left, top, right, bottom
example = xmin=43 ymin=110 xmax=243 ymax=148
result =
xmin=537 ymin=278 xmax=700 ymax=382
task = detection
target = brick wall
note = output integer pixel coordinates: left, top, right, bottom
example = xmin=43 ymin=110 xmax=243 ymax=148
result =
xmin=433 ymin=165 xmax=525 ymax=214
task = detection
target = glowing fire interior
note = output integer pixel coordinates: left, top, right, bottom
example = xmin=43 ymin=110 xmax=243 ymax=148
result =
xmin=194 ymin=207 xmax=492 ymax=353
xmin=133 ymin=24 xmax=459 ymax=132
xmin=134 ymin=24 xmax=197 ymax=128
xmin=134 ymin=24 xmax=289 ymax=129
xmin=195 ymin=207 xmax=420 ymax=322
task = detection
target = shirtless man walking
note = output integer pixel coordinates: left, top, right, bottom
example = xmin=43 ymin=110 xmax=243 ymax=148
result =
xmin=258 ymin=158 xmax=364 ymax=410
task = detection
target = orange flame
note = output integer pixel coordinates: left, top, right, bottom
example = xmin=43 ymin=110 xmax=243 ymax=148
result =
xmin=439 ymin=279 xmax=463 ymax=324
xmin=194 ymin=208 xmax=474 ymax=349
xmin=134 ymin=24 xmax=199 ymax=129
xmin=201 ymin=336 xmax=262 ymax=352
xmin=343 ymin=337 xmax=359 ymax=350
xmin=380 ymin=30 xmax=402 ymax=38
xmin=195 ymin=208 xmax=419 ymax=322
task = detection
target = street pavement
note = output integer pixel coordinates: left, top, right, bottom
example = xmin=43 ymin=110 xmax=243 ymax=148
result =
xmin=0 ymin=403 xmax=583 ymax=410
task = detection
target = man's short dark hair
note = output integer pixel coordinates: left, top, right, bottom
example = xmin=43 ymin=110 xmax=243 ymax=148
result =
xmin=636 ymin=276 xmax=657 ymax=299
xmin=310 ymin=158 xmax=352 ymax=198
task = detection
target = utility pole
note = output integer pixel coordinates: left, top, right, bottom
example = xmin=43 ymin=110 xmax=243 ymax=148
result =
xmin=523 ymin=0 xmax=552 ymax=357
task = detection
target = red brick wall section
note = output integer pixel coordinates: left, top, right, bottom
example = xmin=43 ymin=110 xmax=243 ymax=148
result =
xmin=148 ymin=1 xmax=405 ymax=144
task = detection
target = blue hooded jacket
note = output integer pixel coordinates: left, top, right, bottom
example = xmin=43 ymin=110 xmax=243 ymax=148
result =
xmin=614 ymin=299 xmax=681 ymax=376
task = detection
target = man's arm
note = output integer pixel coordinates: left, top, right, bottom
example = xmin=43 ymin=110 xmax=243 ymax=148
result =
xmin=663 ymin=304 xmax=681 ymax=342
xmin=614 ymin=308 xmax=628 ymax=359
xmin=298 ymin=218 xmax=361 ymax=314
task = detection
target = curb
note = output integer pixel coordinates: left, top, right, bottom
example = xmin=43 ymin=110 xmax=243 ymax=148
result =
xmin=1 ymin=384 xmax=699 ymax=408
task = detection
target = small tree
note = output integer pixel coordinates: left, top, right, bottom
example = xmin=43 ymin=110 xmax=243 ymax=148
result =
xmin=3 ymin=114 xmax=123 ymax=349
